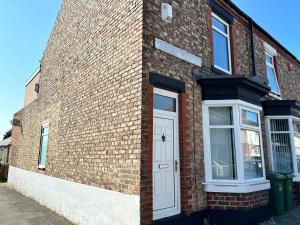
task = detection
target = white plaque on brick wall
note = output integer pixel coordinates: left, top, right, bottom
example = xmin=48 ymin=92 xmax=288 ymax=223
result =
xmin=154 ymin=38 xmax=202 ymax=67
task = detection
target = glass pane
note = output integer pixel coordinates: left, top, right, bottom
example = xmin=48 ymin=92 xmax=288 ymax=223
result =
xmin=266 ymin=65 xmax=280 ymax=94
xmin=153 ymin=94 xmax=176 ymax=112
xmin=209 ymin=107 xmax=233 ymax=126
xmin=271 ymin=133 xmax=293 ymax=173
xmin=39 ymin=135 xmax=49 ymax=167
xmin=210 ymin=128 xmax=236 ymax=180
xmin=213 ymin=30 xmax=230 ymax=71
xmin=295 ymin=134 xmax=300 ymax=173
xmin=271 ymin=119 xmax=289 ymax=132
xmin=241 ymin=129 xmax=263 ymax=179
xmin=293 ymin=120 xmax=300 ymax=133
xmin=43 ymin=127 xmax=49 ymax=135
xmin=241 ymin=110 xmax=259 ymax=127
xmin=212 ymin=16 xmax=227 ymax=33
xmin=265 ymin=53 xmax=273 ymax=64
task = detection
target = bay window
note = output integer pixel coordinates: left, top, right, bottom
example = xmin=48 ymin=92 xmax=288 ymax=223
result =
xmin=203 ymin=100 xmax=269 ymax=193
xmin=266 ymin=117 xmax=300 ymax=180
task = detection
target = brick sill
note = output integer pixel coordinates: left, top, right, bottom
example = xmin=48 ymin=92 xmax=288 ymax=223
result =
xmin=203 ymin=180 xmax=270 ymax=193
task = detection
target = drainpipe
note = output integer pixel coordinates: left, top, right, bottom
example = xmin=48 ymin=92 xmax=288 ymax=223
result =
xmin=250 ymin=18 xmax=257 ymax=77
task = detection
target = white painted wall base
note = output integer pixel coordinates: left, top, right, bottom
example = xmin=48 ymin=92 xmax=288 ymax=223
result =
xmin=8 ymin=166 xmax=140 ymax=225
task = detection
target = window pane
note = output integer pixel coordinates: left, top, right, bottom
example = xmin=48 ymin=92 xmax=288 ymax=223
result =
xmin=271 ymin=133 xmax=293 ymax=173
xmin=241 ymin=129 xmax=263 ymax=179
xmin=294 ymin=134 xmax=300 ymax=173
xmin=39 ymin=134 xmax=49 ymax=167
xmin=210 ymin=128 xmax=236 ymax=179
xmin=241 ymin=110 xmax=259 ymax=127
xmin=212 ymin=17 xmax=227 ymax=34
xmin=266 ymin=65 xmax=280 ymax=94
xmin=213 ymin=30 xmax=230 ymax=71
xmin=271 ymin=119 xmax=289 ymax=132
xmin=153 ymin=94 xmax=176 ymax=112
xmin=265 ymin=53 xmax=273 ymax=64
xmin=293 ymin=121 xmax=300 ymax=133
xmin=209 ymin=107 xmax=233 ymax=125
xmin=270 ymin=119 xmax=293 ymax=173
xmin=43 ymin=127 xmax=49 ymax=135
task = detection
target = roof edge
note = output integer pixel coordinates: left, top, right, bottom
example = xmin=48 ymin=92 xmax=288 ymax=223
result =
xmin=25 ymin=65 xmax=41 ymax=87
xmin=222 ymin=0 xmax=300 ymax=64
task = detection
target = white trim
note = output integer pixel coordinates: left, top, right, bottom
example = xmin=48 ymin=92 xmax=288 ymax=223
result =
xmin=25 ymin=66 xmax=41 ymax=87
xmin=153 ymin=88 xmax=181 ymax=220
xmin=212 ymin=12 xmax=232 ymax=75
xmin=204 ymin=180 xmax=270 ymax=193
xmin=202 ymin=100 xmax=269 ymax=193
xmin=38 ymin=122 xmax=49 ymax=169
xmin=203 ymin=99 xmax=262 ymax=111
xmin=264 ymin=42 xmax=277 ymax=56
xmin=293 ymin=176 xmax=300 ymax=182
xmin=8 ymin=166 xmax=140 ymax=225
xmin=268 ymin=92 xmax=283 ymax=100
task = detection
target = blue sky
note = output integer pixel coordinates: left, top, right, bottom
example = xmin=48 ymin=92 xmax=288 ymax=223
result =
xmin=0 ymin=0 xmax=62 ymax=138
xmin=0 ymin=1 xmax=299 ymax=139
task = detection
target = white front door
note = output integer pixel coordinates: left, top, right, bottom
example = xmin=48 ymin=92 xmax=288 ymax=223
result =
xmin=153 ymin=88 xmax=180 ymax=220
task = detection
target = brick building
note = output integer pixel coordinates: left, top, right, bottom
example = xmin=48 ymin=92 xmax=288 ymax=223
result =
xmin=8 ymin=1 xmax=300 ymax=225
xmin=0 ymin=137 xmax=11 ymax=164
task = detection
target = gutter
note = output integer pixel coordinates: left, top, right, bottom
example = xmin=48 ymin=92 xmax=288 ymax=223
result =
xmin=223 ymin=0 xmax=300 ymax=64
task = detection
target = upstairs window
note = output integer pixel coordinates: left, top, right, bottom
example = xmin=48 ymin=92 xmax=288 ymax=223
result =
xmin=265 ymin=52 xmax=280 ymax=95
xmin=212 ymin=13 xmax=232 ymax=74
xmin=38 ymin=124 xmax=49 ymax=169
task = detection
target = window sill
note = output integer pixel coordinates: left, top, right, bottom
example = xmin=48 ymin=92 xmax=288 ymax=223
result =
xmin=293 ymin=176 xmax=300 ymax=182
xmin=203 ymin=180 xmax=270 ymax=193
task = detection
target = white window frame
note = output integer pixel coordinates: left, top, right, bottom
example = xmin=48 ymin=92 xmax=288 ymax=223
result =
xmin=38 ymin=123 xmax=49 ymax=169
xmin=212 ymin=13 xmax=232 ymax=75
xmin=203 ymin=100 xmax=270 ymax=193
xmin=266 ymin=116 xmax=300 ymax=181
xmin=265 ymin=50 xmax=281 ymax=96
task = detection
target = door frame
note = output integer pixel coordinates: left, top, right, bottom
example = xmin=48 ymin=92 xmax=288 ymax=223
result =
xmin=153 ymin=87 xmax=181 ymax=220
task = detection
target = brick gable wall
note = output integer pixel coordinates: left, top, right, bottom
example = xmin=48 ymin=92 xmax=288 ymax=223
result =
xmin=10 ymin=0 xmax=143 ymax=195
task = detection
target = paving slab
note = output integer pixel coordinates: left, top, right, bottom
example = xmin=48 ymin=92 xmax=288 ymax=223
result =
xmin=0 ymin=187 xmax=74 ymax=225
xmin=260 ymin=207 xmax=300 ymax=225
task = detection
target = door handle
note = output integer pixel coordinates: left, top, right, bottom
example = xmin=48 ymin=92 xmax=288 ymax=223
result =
xmin=175 ymin=160 xmax=179 ymax=172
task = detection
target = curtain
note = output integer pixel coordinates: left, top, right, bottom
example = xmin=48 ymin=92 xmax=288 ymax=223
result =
xmin=209 ymin=107 xmax=235 ymax=179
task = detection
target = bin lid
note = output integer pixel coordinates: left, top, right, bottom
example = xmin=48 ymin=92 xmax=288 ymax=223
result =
xmin=266 ymin=172 xmax=286 ymax=180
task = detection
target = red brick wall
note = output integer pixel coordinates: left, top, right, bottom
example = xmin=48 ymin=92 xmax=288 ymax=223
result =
xmin=207 ymin=191 xmax=269 ymax=210
xmin=293 ymin=182 xmax=300 ymax=206
xmin=10 ymin=110 xmax=23 ymax=167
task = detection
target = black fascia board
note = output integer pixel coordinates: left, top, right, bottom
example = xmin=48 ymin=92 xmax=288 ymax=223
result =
xmin=197 ymin=74 xmax=270 ymax=106
xmin=149 ymin=72 xmax=186 ymax=92
xmin=263 ymin=100 xmax=300 ymax=117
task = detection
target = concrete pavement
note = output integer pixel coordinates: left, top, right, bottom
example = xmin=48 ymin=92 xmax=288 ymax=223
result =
xmin=261 ymin=207 xmax=300 ymax=225
xmin=0 ymin=187 xmax=74 ymax=225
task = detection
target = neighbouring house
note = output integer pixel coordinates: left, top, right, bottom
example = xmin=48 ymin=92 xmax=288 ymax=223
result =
xmin=24 ymin=67 xmax=40 ymax=107
xmin=8 ymin=1 xmax=300 ymax=225
xmin=0 ymin=137 xmax=11 ymax=164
